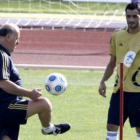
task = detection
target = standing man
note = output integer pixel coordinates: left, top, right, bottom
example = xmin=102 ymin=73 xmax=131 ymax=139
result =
xmin=98 ymin=2 xmax=140 ymax=140
xmin=0 ymin=23 xmax=70 ymax=140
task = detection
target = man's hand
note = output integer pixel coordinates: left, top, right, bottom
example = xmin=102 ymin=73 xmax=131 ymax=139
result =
xmin=98 ymin=81 xmax=106 ymax=97
xmin=29 ymin=88 xmax=42 ymax=100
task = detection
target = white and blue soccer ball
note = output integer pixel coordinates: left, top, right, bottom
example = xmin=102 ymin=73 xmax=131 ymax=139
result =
xmin=45 ymin=73 xmax=67 ymax=95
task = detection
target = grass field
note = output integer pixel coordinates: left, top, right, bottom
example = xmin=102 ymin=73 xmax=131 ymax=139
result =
xmin=18 ymin=68 xmax=136 ymax=140
xmin=0 ymin=0 xmax=126 ymax=15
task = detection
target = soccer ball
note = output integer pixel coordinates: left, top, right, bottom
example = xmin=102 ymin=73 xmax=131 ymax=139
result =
xmin=45 ymin=73 xmax=67 ymax=95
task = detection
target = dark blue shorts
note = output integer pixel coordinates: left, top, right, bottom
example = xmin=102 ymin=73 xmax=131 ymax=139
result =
xmin=0 ymin=125 xmax=19 ymax=140
xmin=107 ymin=90 xmax=140 ymax=128
xmin=0 ymin=99 xmax=29 ymax=140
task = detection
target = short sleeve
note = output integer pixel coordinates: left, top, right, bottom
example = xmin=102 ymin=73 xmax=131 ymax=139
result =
xmin=109 ymin=32 xmax=116 ymax=57
xmin=0 ymin=51 xmax=9 ymax=80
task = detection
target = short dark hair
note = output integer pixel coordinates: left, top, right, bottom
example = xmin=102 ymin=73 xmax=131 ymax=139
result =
xmin=0 ymin=28 xmax=14 ymax=36
xmin=125 ymin=2 xmax=140 ymax=14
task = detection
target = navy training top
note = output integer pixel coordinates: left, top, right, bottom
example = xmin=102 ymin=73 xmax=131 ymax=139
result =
xmin=0 ymin=44 xmax=23 ymax=104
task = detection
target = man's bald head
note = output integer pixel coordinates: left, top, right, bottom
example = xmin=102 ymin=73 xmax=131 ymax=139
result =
xmin=0 ymin=23 xmax=20 ymax=37
xmin=0 ymin=23 xmax=20 ymax=54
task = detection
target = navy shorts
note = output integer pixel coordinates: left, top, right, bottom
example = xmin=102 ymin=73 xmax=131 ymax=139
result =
xmin=0 ymin=99 xmax=29 ymax=140
xmin=107 ymin=90 xmax=140 ymax=128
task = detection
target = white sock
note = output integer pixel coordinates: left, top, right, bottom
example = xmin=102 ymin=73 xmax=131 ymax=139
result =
xmin=106 ymin=131 xmax=118 ymax=140
xmin=42 ymin=124 xmax=55 ymax=134
xmin=137 ymin=133 xmax=140 ymax=140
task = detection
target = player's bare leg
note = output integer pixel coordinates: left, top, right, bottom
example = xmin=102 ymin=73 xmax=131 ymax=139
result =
xmin=2 ymin=136 xmax=11 ymax=140
xmin=26 ymin=97 xmax=70 ymax=135
xmin=26 ymin=98 xmax=52 ymax=127
xmin=136 ymin=127 xmax=140 ymax=133
xmin=2 ymin=136 xmax=20 ymax=140
xmin=106 ymin=124 xmax=119 ymax=140
xmin=136 ymin=127 xmax=140 ymax=140
xmin=107 ymin=124 xmax=119 ymax=131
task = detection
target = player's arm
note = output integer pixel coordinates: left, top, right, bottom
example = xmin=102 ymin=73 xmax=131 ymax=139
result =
xmin=98 ymin=55 xmax=116 ymax=97
xmin=0 ymin=79 xmax=42 ymax=100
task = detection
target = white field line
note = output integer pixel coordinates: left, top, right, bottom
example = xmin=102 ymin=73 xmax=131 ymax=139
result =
xmin=15 ymin=64 xmax=106 ymax=71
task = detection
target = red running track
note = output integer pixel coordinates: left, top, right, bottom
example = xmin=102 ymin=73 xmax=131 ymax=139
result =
xmin=11 ymin=29 xmax=113 ymax=67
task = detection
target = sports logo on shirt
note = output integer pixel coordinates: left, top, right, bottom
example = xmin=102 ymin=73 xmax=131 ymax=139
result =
xmin=119 ymin=43 xmax=123 ymax=47
xmin=123 ymin=51 xmax=136 ymax=67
